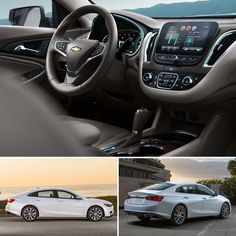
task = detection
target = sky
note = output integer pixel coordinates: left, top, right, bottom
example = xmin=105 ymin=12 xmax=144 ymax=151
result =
xmin=0 ymin=158 xmax=117 ymax=188
xmin=95 ymin=0 xmax=202 ymax=10
xmin=161 ymin=158 xmax=234 ymax=183
xmin=0 ymin=0 xmax=203 ymax=19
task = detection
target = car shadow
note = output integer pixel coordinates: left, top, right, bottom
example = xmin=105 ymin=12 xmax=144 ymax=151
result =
xmin=127 ymin=216 xmax=218 ymax=229
xmin=4 ymin=216 xmax=115 ymax=223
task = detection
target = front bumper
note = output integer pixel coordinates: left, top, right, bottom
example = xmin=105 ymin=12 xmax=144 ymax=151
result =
xmin=104 ymin=206 xmax=114 ymax=218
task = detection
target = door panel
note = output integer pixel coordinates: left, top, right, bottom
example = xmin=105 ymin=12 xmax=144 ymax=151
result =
xmin=57 ymin=199 xmax=86 ymax=217
xmin=181 ymin=193 xmax=204 ymax=218
xmin=32 ymin=197 xmax=57 ymax=217
xmin=201 ymin=196 xmax=221 ymax=215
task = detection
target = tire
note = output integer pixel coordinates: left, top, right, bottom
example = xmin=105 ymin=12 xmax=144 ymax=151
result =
xmin=171 ymin=205 xmax=187 ymax=226
xmin=22 ymin=206 xmax=38 ymax=222
xmin=219 ymin=202 xmax=230 ymax=219
xmin=87 ymin=206 xmax=104 ymax=222
xmin=137 ymin=216 xmax=151 ymax=222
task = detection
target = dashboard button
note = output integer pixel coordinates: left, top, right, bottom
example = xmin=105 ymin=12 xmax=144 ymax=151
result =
xmin=182 ymin=76 xmax=194 ymax=87
xmin=143 ymin=73 xmax=153 ymax=82
xmin=171 ymin=55 xmax=179 ymax=62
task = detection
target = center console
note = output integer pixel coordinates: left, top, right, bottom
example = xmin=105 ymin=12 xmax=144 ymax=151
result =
xmin=143 ymin=21 xmax=218 ymax=91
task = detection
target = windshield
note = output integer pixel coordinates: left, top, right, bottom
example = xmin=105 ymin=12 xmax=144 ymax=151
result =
xmin=94 ymin=0 xmax=236 ymax=18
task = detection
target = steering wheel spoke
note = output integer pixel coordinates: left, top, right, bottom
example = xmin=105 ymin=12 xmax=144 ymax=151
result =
xmin=55 ymin=40 xmax=70 ymax=57
xmin=89 ymin=43 xmax=106 ymax=59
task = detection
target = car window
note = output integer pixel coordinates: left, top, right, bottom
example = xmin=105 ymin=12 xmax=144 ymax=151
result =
xmin=57 ymin=191 xmax=75 ymax=199
xmin=196 ymin=185 xmax=214 ymax=196
xmin=31 ymin=190 xmax=55 ymax=198
xmin=143 ymin=182 xmax=175 ymax=191
xmin=176 ymin=185 xmax=198 ymax=194
xmin=0 ymin=0 xmax=52 ymax=27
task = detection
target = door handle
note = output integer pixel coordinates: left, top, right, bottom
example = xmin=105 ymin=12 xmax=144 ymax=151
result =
xmin=202 ymin=198 xmax=207 ymax=200
xmin=58 ymin=200 xmax=64 ymax=203
xmin=184 ymin=197 xmax=189 ymax=199
xmin=34 ymin=199 xmax=40 ymax=202
xmin=14 ymin=45 xmax=39 ymax=54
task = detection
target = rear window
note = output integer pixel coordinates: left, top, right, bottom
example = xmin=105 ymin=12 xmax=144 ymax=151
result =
xmin=143 ymin=182 xmax=175 ymax=191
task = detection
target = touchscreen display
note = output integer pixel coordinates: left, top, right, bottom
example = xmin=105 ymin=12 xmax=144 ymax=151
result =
xmin=156 ymin=22 xmax=218 ymax=55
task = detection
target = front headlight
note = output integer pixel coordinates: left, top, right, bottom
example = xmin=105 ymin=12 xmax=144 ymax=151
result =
xmin=104 ymin=203 xmax=113 ymax=207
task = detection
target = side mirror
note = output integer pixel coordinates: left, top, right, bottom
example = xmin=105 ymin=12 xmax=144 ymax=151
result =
xmin=9 ymin=6 xmax=48 ymax=27
xmin=212 ymin=192 xmax=218 ymax=197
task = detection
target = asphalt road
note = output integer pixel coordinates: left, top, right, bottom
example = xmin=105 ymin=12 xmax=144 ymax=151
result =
xmin=119 ymin=206 xmax=236 ymax=236
xmin=0 ymin=216 xmax=117 ymax=236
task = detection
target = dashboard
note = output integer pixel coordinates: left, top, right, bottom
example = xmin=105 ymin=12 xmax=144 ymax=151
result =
xmin=89 ymin=14 xmax=144 ymax=56
xmin=142 ymin=21 xmax=219 ymax=91
xmin=88 ymin=11 xmax=236 ymax=105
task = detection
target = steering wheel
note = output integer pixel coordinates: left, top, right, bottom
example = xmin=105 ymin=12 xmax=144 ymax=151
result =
xmin=46 ymin=5 xmax=117 ymax=96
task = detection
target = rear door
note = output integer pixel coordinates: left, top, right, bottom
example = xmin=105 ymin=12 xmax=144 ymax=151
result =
xmin=30 ymin=190 xmax=58 ymax=217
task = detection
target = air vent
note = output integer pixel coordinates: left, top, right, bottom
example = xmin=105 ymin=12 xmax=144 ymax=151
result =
xmin=206 ymin=31 xmax=236 ymax=66
xmin=145 ymin=31 xmax=159 ymax=62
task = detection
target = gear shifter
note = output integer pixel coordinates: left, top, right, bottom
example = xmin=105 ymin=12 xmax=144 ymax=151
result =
xmin=132 ymin=108 xmax=151 ymax=135
xmin=114 ymin=108 xmax=152 ymax=150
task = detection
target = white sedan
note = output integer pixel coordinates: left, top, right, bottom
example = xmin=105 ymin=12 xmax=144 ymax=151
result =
xmin=5 ymin=188 xmax=114 ymax=222
xmin=124 ymin=182 xmax=231 ymax=225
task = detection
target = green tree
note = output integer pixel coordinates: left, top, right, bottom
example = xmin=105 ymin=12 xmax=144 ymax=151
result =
xmin=228 ymin=159 xmax=236 ymax=176
xmin=197 ymin=179 xmax=222 ymax=188
xmin=222 ymin=176 xmax=236 ymax=204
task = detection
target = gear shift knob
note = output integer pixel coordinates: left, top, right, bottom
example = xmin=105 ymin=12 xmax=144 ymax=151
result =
xmin=132 ymin=108 xmax=151 ymax=135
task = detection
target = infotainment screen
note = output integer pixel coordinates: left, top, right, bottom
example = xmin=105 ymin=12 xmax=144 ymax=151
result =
xmin=156 ymin=22 xmax=218 ymax=55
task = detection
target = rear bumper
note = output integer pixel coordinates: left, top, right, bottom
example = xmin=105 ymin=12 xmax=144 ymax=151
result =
xmin=124 ymin=209 xmax=165 ymax=219
xmin=124 ymin=202 xmax=171 ymax=219
xmin=5 ymin=204 xmax=21 ymax=217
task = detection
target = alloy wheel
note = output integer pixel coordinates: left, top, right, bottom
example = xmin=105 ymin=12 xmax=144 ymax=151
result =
xmin=221 ymin=203 xmax=230 ymax=219
xmin=172 ymin=205 xmax=186 ymax=225
xmin=22 ymin=206 xmax=38 ymax=222
xmin=88 ymin=206 xmax=103 ymax=221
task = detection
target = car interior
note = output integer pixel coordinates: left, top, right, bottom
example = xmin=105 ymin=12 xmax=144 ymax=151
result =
xmin=1 ymin=0 xmax=236 ymax=156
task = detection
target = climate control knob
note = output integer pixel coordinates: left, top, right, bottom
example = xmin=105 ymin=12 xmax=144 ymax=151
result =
xmin=143 ymin=73 xmax=153 ymax=82
xmin=182 ymin=76 xmax=194 ymax=87
xmin=171 ymin=55 xmax=179 ymax=62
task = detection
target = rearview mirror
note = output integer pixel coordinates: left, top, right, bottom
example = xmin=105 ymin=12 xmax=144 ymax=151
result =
xmin=9 ymin=6 xmax=46 ymax=27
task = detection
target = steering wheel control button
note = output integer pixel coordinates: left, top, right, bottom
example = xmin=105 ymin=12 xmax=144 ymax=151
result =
xmin=157 ymin=72 xmax=179 ymax=89
xmin=143 ymin=73 xmax=153 ymax=82
xmin=56 ymin=41 xmax=69 ymax=54
xmin=91 ymin=44 xmax=105 ymax=57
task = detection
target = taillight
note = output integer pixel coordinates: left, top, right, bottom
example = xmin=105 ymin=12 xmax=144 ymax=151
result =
xmin=145 ymin=196 xmax=164 ymax=202
xmin=7 ymin=199 xmax=15 ymax=204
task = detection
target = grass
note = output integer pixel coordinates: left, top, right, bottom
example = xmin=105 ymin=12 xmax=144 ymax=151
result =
xmin=0 ymin=200 xmax=7 ymax=215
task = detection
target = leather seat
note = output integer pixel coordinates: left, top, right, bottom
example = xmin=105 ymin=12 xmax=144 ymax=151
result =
xmin=63 ymin=117 xmax=131 ymax=149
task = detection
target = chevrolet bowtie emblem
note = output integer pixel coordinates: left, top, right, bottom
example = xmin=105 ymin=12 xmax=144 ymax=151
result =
xmin=70 ymin=46 xmax=81 ymax=52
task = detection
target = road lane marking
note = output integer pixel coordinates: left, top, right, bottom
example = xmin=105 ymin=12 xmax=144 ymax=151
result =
xmin=197 ymin=221 xmax=216 ymax=236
